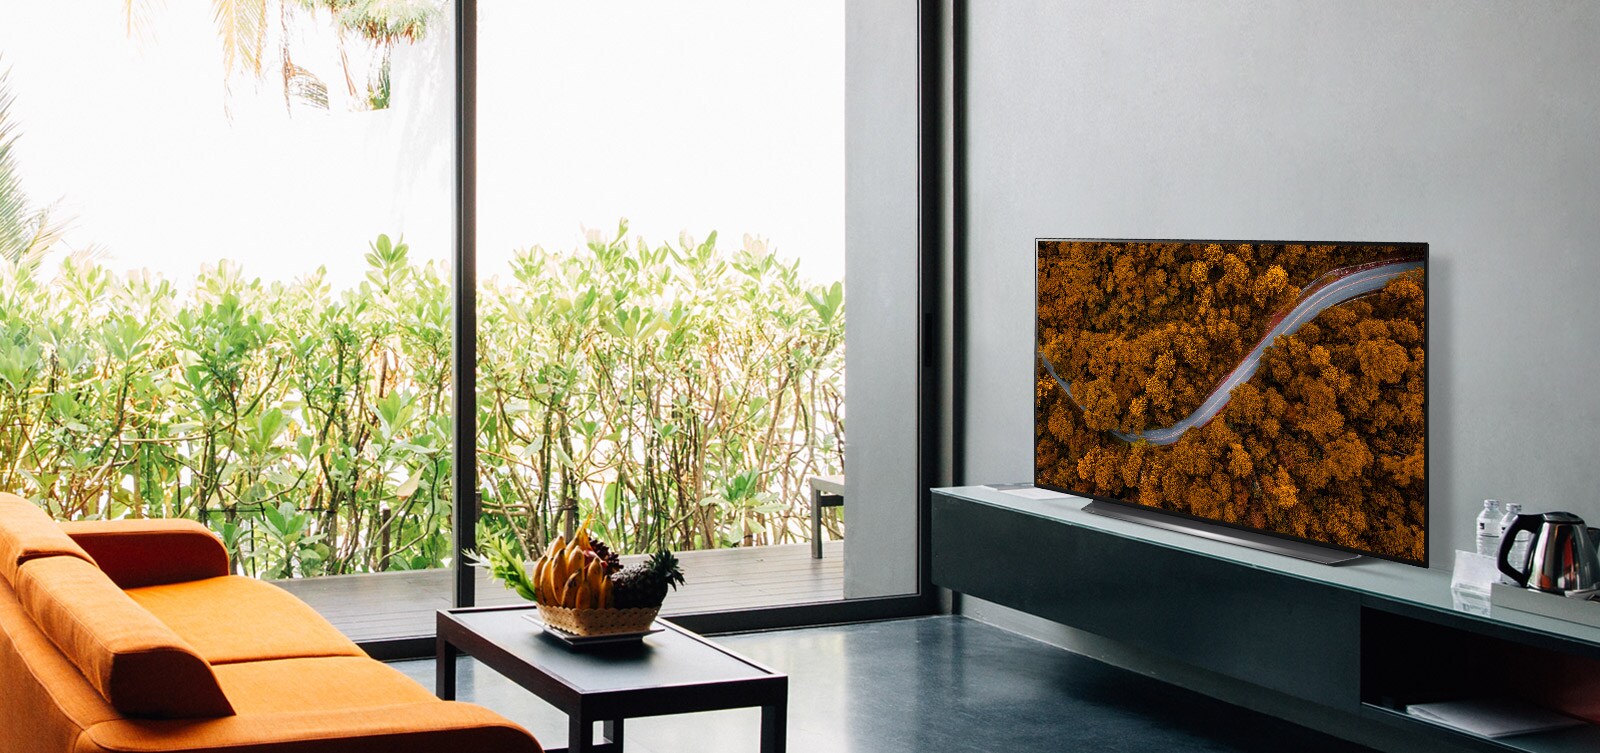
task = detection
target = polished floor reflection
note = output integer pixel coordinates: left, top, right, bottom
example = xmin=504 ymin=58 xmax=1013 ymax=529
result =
xmin=391 ymin=616 xmax=1374 ymax=753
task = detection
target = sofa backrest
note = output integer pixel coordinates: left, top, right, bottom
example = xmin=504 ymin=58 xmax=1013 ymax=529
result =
xmin=15 ymin=554 xmax=236 ymax=720
xmin=60 ymin=518 xmax=232 ymax=589
xmin=0 ymin=492 xmax=96 ymax=585
xmin=0 ymin=573 xmax=122 ymax=753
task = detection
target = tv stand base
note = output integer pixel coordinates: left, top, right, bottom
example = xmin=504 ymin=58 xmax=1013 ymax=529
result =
xmin=1081 ymin=500 xmax=1363 ymax=565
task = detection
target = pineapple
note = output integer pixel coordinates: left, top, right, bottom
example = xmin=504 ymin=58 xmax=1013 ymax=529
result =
xmin=589 ymin=536 xmax=624 ymax=575
xmin=609 ymin=550 xmax=686 ymax=608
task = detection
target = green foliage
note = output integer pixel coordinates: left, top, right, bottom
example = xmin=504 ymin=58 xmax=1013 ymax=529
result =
xmin=477 ymin=221 xmax=845 ymax=558
xmin=0 ymin=226 xmax=844 ymax=578
xmin=463 ymin=527 xmax=538 ymax=602
xmin=366 ymin=56 xmax=392 ymax=111
xmin=474 ymin=223 xmax=845 ymax=558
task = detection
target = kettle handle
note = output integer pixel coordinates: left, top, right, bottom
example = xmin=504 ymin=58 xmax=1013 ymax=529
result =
xmin=1497 ymin=514 xmax=1541 ymax=587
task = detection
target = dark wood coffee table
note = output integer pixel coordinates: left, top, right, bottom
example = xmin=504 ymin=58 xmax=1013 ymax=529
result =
xmin=436 ymin=605 xmax=788 ymax=753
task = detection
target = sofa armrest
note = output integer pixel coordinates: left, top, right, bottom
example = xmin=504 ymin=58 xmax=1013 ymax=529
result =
xmin=75 ymin=702 xmax=543 ymax=753
xmin=57 ymin=520 xmax=230 ymax=589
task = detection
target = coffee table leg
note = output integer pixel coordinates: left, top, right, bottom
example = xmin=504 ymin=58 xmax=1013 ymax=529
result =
xmin=435 ymin=637 xmax=458 ymax=701
xmin=569 ymin=712 xmax=595 ymax=753
xmin=760 ymin=702 xmax=786 ymax=753
xmin=603 ymin=718 xmax=623 ymax=749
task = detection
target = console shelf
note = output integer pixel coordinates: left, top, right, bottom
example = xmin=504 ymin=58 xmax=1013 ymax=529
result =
xmin=1360 ymin=705 xmax=1600 ymax=753
xmin=932 ymin=486 xmax=1600 ymax=752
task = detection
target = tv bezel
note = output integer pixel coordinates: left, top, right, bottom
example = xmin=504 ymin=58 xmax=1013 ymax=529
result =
xmin=1033 ymin=237 xmax=1430 ymax=568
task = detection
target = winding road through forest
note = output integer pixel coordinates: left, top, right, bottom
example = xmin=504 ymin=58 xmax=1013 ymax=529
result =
xmin=1039 ymin=259 xmax=1424 ymax=446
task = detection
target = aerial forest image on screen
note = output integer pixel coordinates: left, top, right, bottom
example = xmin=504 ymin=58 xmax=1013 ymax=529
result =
xmin=1035 ymin=240 xmax=1426 ymax=564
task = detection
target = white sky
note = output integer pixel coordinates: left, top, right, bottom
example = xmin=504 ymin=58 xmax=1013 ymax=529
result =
xmin=0 ymin=1 xmax=845 ymax=287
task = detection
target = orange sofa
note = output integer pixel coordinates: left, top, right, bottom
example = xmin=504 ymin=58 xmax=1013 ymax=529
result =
xmin=0 ymin=493 xmax=542 ymax=753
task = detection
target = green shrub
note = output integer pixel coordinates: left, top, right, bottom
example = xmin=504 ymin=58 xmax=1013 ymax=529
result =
xmin=0 ymin=223 xmax=843 ymax=577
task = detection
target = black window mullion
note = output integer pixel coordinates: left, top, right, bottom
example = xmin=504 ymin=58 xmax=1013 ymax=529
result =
xmin=452 ymin=0 xmax=479 ymax=609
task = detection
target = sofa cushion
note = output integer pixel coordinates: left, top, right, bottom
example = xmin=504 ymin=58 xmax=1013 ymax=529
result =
xmin=211 ymin=656 xmax=439 ymax=716
xmin=0 ymin=492 xmax=96 ymax=585
xmin=14 ymin=556 xmax=234 ymax=719
xmin=59 ymin=518 xmax=231 ymax=589
xmin=76 ymin=703 xmax=545 ymax=753
xmin=127 ymin=576 xmax=363 ymax=665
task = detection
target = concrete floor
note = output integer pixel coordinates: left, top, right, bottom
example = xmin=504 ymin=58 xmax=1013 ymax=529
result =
xmin=391 ymin=616 xmax=1376 ymax=753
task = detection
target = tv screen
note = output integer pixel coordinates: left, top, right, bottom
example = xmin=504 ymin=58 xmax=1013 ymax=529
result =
xmin=1035 ymin=239 xmax=1427 ymax=566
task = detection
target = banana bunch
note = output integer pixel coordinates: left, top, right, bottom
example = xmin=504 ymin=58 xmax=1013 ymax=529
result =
xmin=533 ymin=520 xmax=613 ymax=609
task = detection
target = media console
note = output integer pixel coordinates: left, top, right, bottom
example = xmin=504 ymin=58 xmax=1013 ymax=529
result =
xmin=932 ymin=486 xmax=1600 ymax=753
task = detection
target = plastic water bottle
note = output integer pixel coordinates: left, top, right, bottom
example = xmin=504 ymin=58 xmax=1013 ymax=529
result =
xmin=1498 ymin=502 xmax=1527 ymax=584
xmin=1476 ymin=499 xmax=1502 ymax=557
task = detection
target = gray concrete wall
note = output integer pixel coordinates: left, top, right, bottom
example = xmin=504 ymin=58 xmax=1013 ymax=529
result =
xmin=844 ymin=0 xmax=921 ymax=598
xmin=960 ymin=0 xmax=1600 ymax=565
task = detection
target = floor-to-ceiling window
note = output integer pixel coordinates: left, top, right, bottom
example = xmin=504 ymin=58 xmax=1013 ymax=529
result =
xmin=1 ymin=0 xmax=933 ymax=643
xmin=471 ymin=0 xmax=850 ymax=615
xmin=0 ymin=1 xmax=457 ymax=639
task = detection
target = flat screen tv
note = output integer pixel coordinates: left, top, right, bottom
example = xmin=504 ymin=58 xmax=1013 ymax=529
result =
xmin=1035 ymin=239 xmax=1427 ymax=566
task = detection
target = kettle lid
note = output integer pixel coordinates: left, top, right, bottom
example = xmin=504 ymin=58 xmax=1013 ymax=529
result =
xmin=1536 ymin=511 xmax=1586 ymax=524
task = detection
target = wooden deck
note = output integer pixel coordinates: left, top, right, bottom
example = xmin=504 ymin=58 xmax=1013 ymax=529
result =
xmin=274 ymin=541 xmax=843 ymax=643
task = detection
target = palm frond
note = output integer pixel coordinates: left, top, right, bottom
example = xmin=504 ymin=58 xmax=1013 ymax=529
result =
xmin=17 ymin=202 xmax=69 ymax=262
xmin=341 ymin=0 xmax=442 ymax=45
xmin=0 ymin=65 xmax=72 ymax=264
xmin=296 ymin=0 xmax=359 ymax=13
xmin=0 ymin=64 xmax=40 ymax=263
xmin=212 ymin=0 xmax=269 ymax=80
xmin=122 ymin=0 xmax=167 ymax=42
xmin=285 ymin=64 xmax=331 ymax=112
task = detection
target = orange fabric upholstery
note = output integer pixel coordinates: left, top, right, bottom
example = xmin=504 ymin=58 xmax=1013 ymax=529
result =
xmin=15 ymin=556 xmax=236 ymax=720
xmin=59 ymin=519 xmax=229 ymax=589
xmin=211 ymin=656 xmax=439 ymax=715
xmin=126 ymin=576 xmax=363 ymax=665
xmin=74 ymin=703 xmax=542 ymax=753
xmin=0 ymin=492 xmax=97 ymax=584
xmin=0 ymin=574 xmax=121 ymax=753
xmin=0 ymin=514 xmax=543 ymax=753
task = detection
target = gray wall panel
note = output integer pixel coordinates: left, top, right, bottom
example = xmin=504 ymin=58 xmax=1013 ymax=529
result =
xmin=844 ymin=0 xmax=922 ymax=597
xmin=960 ymin=1 xmax=1600 ymax=564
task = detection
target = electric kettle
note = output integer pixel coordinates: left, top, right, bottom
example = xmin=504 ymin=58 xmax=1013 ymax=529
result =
xmin=1496 ymin=511 xmax=1600 ymax=598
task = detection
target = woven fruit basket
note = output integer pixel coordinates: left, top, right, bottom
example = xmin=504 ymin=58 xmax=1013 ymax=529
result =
xmin=536 ymin=604 xmax=660 ymax=637
xmin=468 ymin=516 xmax=685 ymax=640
